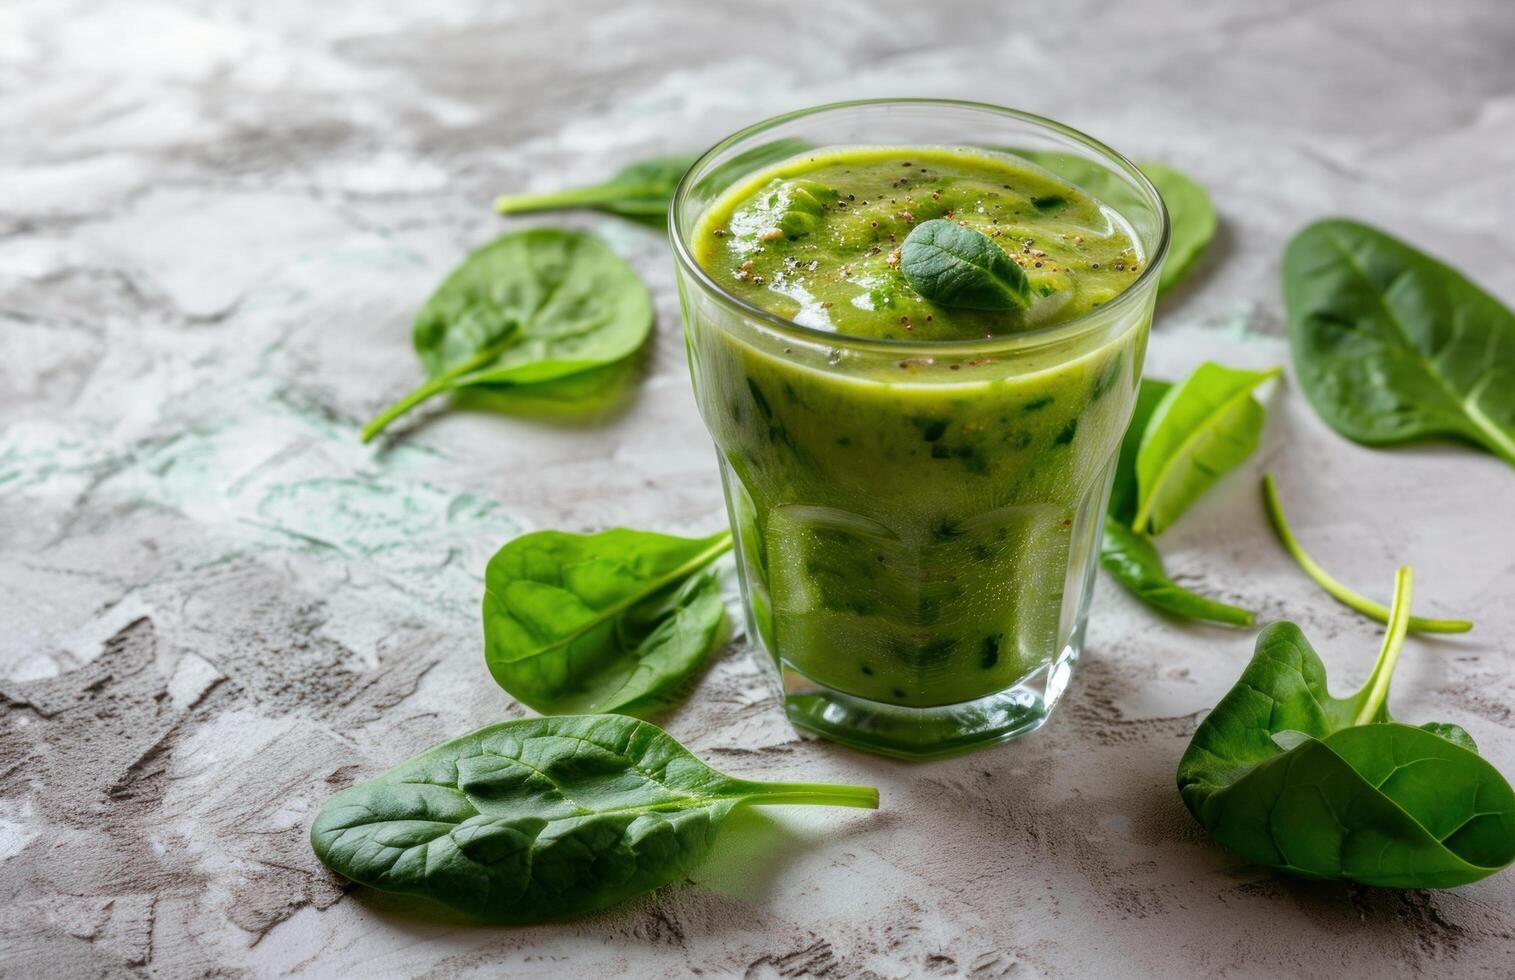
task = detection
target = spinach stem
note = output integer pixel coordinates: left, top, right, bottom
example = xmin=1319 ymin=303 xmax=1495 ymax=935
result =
xmin=494 ymin=182 xmax=653 ymax=215
xmin=740 ymin=781 xmax=880 ymax=809
xmin=1462 ymin=376 xmax=1515 ymax=468
xmin=1261 ymin=474 xmax=1473 ymax=633
xmin=361 ymin=328 xmax=520 ymax=443
xmin=1353 ymin=566 xmax=1414 ymax=725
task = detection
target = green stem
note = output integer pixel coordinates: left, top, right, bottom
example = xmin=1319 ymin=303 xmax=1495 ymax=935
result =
xmin=1261 ymin=474 xmax=1472 ymax=633
xmin=361 ymin=329 xmax=519 ymax=443
xmin=493 ymin=181 xmax=653 ymax=215
xmin=1353 ymin=566 xmax=1414 ymax=725
xmin=740 ymin=781 xmax=880 ymax=809
xmin=1462 ymin=376 xmax=1515 ymax=469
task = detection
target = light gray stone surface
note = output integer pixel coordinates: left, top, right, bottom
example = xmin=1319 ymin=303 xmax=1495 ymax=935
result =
xmin=3 ymin=1 xmax=1515 ymax=976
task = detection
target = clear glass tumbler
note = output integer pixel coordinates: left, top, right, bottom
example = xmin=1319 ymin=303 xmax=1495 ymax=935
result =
xmin=671 ymin=99 xmax=1169 ymax=759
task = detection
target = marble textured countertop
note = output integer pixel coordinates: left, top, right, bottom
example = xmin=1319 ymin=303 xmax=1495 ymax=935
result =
xmin=4 ymin=1 xmax=1515 ymax=976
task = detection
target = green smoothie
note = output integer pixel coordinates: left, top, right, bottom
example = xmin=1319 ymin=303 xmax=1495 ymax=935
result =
xmin=694 ymin=146 xmax=1143 ymax=339
xmin=685 ymin=146 xmax=1148 ymax=710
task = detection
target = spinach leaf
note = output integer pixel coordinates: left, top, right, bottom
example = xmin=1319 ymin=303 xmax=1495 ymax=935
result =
xmin=483 ymin=527 xmax=734 ymax=716
xmin=1133 ymin=361 xmax=1280 ymax=534
xmin=1285 ymin=219 xmax=1515 ymax=468
xmin=1177 ymin=568 xmax=1515 ymax=888
xmin=494 ymin=155 xmax=696 ymax=219
xmin=1007 ymin=151 xmax=1213 ymax=295
xmin=1142 ymin=163 xmax=1216 ymax=294
xmin=310 ymin=715 xmax=878 ymax=922
xmin=490 ymin=140 xmax=813 ymax=231
xmin=1101 ymin=377 xmax=1256 ymax=626
xmin=362 ymin=229 xmax=652 ymax=442
xmin=899 ymin=219 xmax=1030 ymax=310
xmin=1100 ymin=518 xmax=1254 ymax=626
xmin=1261 ymin=473 xmax=1472 ymax=633
xmin=1421 ymin=721 xmax=1479 ymax=753
xmin=452 ymin=354 xmax=641 ymax=422
xmin=1109 ymin=377 xmax=1172 ymax=525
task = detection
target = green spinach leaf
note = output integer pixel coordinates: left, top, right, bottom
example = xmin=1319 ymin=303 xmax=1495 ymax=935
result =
xmin=899 ymin=219 xmax=1030 ymax=310
xmin=1261 ymin=473 xmax=1472 ymax=633
xmin=1177 ymin=568 xmax=1515 ymax=888
xmin=1100 ymin=518 xmax=1254 ymax=626
xmin=483 ymin=527 xmax=734 ymax=715
xmin=452 ymin=354 xmax=642 ymax=421
xmin=1421 ymin=721 xmax=1479 ymax=753
xmin=1133 ymin=361 xmax=1279 ymax=534
xmin=494 ymin=155 xmax=696 ymax=219
xmin=1109 ymin=378 xmax=1172 ymax=525
xmin=1101 ymin=377 xmax=1256 ymax=626
xmin=310 ymin=714 xmax=878 ymax=922
xmin=1142 ymin=163 xmax=1216 ymax=294
xmin=1285 ymin=219 xmax=1515 ymax=468
xmin=362 ymin=229 xmax=652 ymax=442
xmin=490 ymin=140 xmax=813 ymax=231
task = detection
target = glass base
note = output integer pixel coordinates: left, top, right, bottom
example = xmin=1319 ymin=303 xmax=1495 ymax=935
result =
xmin=778 ymin=632 xmax=1082 ymax=760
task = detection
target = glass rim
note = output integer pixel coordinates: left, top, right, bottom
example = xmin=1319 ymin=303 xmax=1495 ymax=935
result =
xmin=669 ymin=97 xmax=1172 ymax=357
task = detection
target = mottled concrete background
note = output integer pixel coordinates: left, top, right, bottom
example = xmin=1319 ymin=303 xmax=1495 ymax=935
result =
xmin=4 ymin=1 xmax=1515 ymax=976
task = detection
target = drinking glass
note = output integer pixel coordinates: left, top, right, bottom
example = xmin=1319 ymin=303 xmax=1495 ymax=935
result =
xmin=671 ymin=99 xmax=1168 ymax=758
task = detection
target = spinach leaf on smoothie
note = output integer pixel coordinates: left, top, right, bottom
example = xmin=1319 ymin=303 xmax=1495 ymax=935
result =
xmin=310 ymin=714 xmax=878 ymax=922
xmin=1101 ymin=377 xmax=1256 ymax=626
xmin=899 ymin=219 xmax=1030 ymax=310
xmin=361 ymin=229 xmax=652 ymax=443
xmin=1177 ymin=568 xmax=1515 ymax=888
xmin=483 ymin=527 xmax=734 ymax=716
xmin=1284 ymin=219 xmax=1515 ymax=469
xmin=1261 ymin=474 xmax=1472 ymax=633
